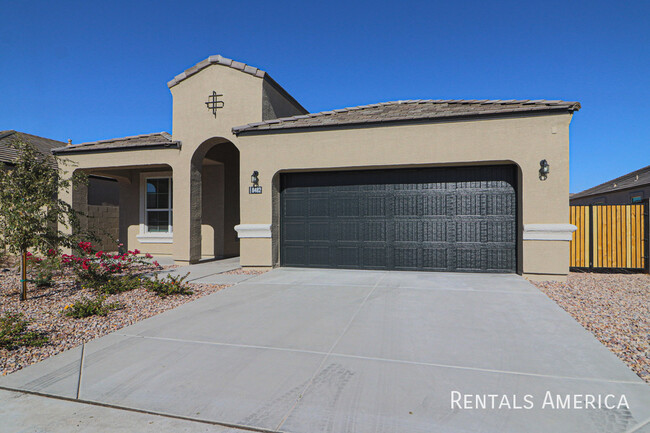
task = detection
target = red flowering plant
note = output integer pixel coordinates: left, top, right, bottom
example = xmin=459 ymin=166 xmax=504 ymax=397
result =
xmin=62 ymin=242 xmax=161 ymax=293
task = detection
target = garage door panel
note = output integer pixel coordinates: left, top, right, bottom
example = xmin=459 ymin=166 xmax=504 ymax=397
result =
xmin=284 ymin=222 xmax=307 ymax=241
xmin=421 ymin=248 xmax=449 ymax=270
xmin=337 ymin=221 xmax=359 ymax=241
xmin=394 ymin=195 xmax=422 ymax=216
xmin=308 ymin=246 xmax=330 ymax=266
xmin=284 ymin=198 xmax=307 ymax=217
xmin=486 ymin=193 xmax=516 ymax=215
xmin=308 ymin=222 xmax=330 ymax=241
xmin=422 ymin=194 xmax=447 ymax=216
xmin=394 ymin=248 xmax=419 ymax=270
xmin=362 ymin=248 xmax=389 ymax=268
xmin=334 ymin=198 xmax=360 ymax=217
xmin=336 ymin=247 xmax=360 ymax=267
xmin=308 ymin=198 xmax=329 ymax=216
xmin=280 ymin=165 xmax=517 ymax=273
xmin=456 ymin=249 xmax=484 ymax=271
xmin=487 ymin=248 xmax=517 ymax=271
xmin=364 ymin=197 xmax=388 ymax=216
xmin=362 ymin=221 xmax=388 ymax=242
xmin=283 ymin=246 xmax=307 ymax=266
xmin=486 ymin=221 xmax=517 ymax=243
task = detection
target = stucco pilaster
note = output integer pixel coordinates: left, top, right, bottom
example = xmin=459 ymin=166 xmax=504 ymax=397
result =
xmin=172 ymin=160 xmax=202 ymax=264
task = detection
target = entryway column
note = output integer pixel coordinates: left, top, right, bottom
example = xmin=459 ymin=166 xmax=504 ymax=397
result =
xmin=58 ymin=169 xmax=88 ymax=254
xmin=172 ymin=160 xmax=202 ymax=264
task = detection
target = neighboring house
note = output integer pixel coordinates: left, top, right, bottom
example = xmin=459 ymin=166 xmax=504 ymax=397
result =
xmin=52 ymin=55 xmax=581 ymax=280
xmin=0 ymin=130 xmax=62 ymax=168
xmin=0 ymin=130 xmax=63 ymax=250
xmin=570 ymin=165 xmax=650 ymax=205
xmin=0 ymin=130 xmax=119 ymax=250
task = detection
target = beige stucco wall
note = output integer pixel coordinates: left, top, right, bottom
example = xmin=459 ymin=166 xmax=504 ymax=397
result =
xmin=236 ymin=112 xmax=573 ymax=278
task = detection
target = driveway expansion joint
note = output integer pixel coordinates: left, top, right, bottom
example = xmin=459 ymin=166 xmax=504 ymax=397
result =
xmin=0 ymin=385 xmax=283 ymax=433
xmin=111 ymin=333 xmax=647 ymax=386
xmin=75 ymin=342 xmax=85 ymax=400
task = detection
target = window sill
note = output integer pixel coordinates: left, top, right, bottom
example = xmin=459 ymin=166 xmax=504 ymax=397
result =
xmin=136 ymin=233 xmax=173 ymax=244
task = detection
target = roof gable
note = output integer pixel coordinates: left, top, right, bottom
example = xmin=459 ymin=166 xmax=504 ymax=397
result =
xmin=167 ymin=55 xmax=267 ymax=89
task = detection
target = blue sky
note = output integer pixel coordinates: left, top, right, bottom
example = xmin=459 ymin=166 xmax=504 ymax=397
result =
xmin=1 ymin=0 xmax=648 ymax=193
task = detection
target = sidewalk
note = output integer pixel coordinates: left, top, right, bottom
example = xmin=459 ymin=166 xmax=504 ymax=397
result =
xmin=155 ymin=257 xmax=257 ymax=285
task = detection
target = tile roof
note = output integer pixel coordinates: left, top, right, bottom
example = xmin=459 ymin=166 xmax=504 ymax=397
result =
xmin=167 ymin=55 xmax=267 ymax=89
xmin=571 ymin=165 xmax=650 ymax=199
xmin=53 ymin=132 xmax=180 ymax=154
xmin=0 ymin=130 xmax=62 ymax=167
xmin=232 ymin=99 xmax=581 ymax=134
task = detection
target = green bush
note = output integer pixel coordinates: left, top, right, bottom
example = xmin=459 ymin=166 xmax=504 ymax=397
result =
xmin=86 ymin=275 xmax=141 ymax=294
xmin=0 ymin=313 xmax=48 ymax=349
xmin=64 ymin=296 xmax=121 ymax=318
xmin=23 ymin=251 xmax=61 ymax=288
xmin=144 ymin=272 xmax=193 ymax=298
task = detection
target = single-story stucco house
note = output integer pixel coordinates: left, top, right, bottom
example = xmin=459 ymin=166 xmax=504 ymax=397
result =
xmin=52 ymin=55 xmax=580 ymax=280
xmin=570 ymin=164 xmax=650 ymax=205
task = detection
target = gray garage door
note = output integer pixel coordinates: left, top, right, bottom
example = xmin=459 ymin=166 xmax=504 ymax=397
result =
xmin=280 ymin=165 xmax=517 ymax=272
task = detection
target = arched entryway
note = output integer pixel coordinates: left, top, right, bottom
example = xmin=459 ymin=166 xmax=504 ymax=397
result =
xmin=191 ymin=138 xmax=240 ymax=260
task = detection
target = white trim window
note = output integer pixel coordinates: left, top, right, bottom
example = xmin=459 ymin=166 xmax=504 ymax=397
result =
xmin=138 ymin=173 xmax=173 ymax=243
xmin=145 ymin=177 xmax=173 ymax=233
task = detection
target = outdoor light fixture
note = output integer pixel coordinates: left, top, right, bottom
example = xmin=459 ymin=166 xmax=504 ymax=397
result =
xmin=249 ymin=171 xmax=262 ymax=194
xmin=539 ymin=159 xmax=550 ymax=181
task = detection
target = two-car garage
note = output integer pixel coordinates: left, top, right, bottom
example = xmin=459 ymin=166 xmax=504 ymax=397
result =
xmin=280 ymin=164 xmax=518 ymax=273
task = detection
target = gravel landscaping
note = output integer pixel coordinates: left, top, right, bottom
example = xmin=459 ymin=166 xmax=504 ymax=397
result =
xmin=532 ymin=272 xmax=650 ymax=383
xmin=0 ymin=258 xmax=265 ymax=376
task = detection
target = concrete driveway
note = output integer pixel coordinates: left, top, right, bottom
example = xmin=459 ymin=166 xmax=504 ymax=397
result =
xmin=1 ymin=268 xmax=649 ymax=433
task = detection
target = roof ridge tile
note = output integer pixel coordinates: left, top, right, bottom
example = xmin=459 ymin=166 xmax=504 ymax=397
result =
xmin=167 ymin=55 xmax=268 ymax=88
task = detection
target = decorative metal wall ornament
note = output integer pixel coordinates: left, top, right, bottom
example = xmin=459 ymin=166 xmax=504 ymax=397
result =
xmin=205 ymin=91 xmax=225 ymax=118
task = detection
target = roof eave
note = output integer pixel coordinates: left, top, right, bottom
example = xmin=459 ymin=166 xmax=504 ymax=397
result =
xmin=232 ymin=105 xmax=579 ymax=136
xmin=52 ymin=142 xmax=181 ymax=155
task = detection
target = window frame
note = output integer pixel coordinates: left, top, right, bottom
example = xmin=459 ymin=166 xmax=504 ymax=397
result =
xmin=138 ymin=172 xmax=173 ymax=243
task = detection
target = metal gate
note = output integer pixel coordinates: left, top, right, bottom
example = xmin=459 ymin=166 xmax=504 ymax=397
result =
xmin=280 ymin=165 xmax=517 ymax=272
xmin=570 ymin=201 xmax=649 ymax=271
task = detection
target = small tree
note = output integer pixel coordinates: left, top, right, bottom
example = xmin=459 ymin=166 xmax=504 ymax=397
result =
xmin=0 ymin=136 xmax=87 ymax=300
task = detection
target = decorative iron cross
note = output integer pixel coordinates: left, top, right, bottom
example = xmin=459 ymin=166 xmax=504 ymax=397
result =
xmin=205 ymin=91 xmax=225 ymax=118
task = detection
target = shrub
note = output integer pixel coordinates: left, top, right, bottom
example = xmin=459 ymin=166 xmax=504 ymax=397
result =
xmin=27 ymin=250 xmax=61 ymax=288
xmin=0 ymin=313 xmax=48 ymax=349
xmin=144 ymin=272 xmax=193 ymax=298
xmin=63 ymin=242 xmax=160 ymax=288
xmin=63 ymin=296 xmax=121 ymax=318
xmin=90 ymin=275 xmax=142 ymax=295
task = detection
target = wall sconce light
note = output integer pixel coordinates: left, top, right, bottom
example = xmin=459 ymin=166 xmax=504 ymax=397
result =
xmin=539 ymin=159 xmax=550 ymax=181
xmin=249 ymin=171 xmax=262 ymax=194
